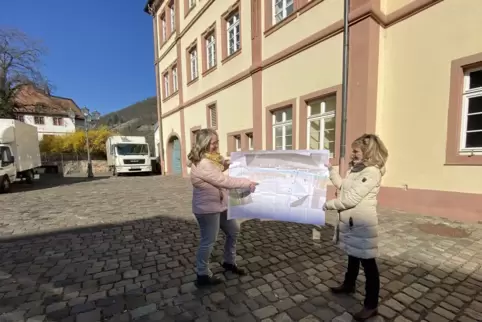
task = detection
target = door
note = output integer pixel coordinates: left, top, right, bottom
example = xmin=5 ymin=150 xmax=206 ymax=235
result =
xmin=0 ymin=146 xmax=16 ymax=181
xmin=171 ymin=138 xmax=182 ymax=174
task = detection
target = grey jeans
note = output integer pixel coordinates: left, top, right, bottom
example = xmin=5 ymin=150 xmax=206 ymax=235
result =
xmin=194 ymin=210 xmax=240 ymax=276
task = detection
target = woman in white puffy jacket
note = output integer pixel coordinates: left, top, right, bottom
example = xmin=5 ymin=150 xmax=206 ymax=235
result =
xmin=323 ymin=133 xmax=388 ymax=322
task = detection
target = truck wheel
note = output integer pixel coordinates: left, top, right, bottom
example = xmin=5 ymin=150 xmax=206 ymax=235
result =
xmin=25 ymin=170 xmax=34 ymax=184
xmin=0 ymin=175 xmax=11 ymax=193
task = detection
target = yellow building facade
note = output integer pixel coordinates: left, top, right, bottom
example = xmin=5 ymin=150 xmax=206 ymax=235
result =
xmin=145 ymin=0 xmax=482 ymax=222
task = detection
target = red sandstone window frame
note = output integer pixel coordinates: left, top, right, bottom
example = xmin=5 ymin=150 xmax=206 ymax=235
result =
xmin=161 ymin=68 xmax=170 ymax=101
xmin=265 ymin=99 xmax=297 ymax=150
xmin=206 ymin=102 xmax=218 ymax=130
xmin=221 ymin=1 xmax=242 ymax=65
xmin=299 ymin=85 xmax=342 ymax=165
xmin=264 ymin=0 xmax=322 ymax=37
xmin=184 ymin=0 xmax=196 ymax=18
xmin=170 ymin=63 xmax=178 ymax=94
xmin=226 ymin=128 xmax=253 ymax=156
xmin=168 ymin=0 xmax=176 ymax=34
xmin=201 ymin=23 xmax=217 ymax=77
xmin=446 ymin=52 xmax=482 ymax=166
xmin=185 ymin=40 xmax=199 ymax=85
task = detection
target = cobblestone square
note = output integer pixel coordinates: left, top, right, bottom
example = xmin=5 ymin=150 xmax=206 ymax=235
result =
xmin=0 ymin=175 xmax=481 ymax=321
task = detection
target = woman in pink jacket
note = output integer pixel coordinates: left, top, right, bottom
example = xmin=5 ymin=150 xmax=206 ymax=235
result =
xmin=188 ymin=128 xmax=257 ymax=287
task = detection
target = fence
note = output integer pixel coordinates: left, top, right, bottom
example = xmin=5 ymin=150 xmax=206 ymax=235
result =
xmin=40 ymin=153 xmax=108 ymax=175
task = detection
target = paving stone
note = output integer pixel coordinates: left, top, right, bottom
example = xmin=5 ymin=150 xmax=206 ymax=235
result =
xmin=130 ymin=303 xmax=157 ymax=319
xmin=253 ymin=306 xmax=278 ymax=319
xmin=76 ymin=309 xmax=101 ymax=322
xmin=0 ymin=176 xmax=481 ymax=322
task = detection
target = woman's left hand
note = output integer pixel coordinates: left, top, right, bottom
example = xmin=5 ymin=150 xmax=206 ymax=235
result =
xmin=322 ymin=203 xmax=328 ymax=211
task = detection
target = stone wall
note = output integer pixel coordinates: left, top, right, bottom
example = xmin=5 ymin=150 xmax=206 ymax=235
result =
xmin=62 ymin=160 xmax=109 ymax=176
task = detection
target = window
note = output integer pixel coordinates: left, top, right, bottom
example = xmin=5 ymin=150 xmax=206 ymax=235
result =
xmin=161 ymin=14 xmax=167 ymax=41
xmin=163 ymin=73 xmax=170 ymax=97
xmin=246 ymin=132 xmax=253 ymax=150
xmin=0 ymin=147 xmax=13 ymax=165
xmin=189 ymin=47 xmax=198 ymax=80
xmin=172 ymin=66 xmax=178 ymax=92
xmin=226 ymin=12 xmax=240 ymax=56
xmin=15 ymin=115 xmax=24 ymax=122
xmin=272 ymin=108 xmax=293 ymax=150
xmin=53 ymin=117 xmax=63 ymax=126
xmin=205 ymin=32 xmax=216 ymax=69
xmin=307 ymin=95 xmax=336 ymax=157
xmin=169 ymin=2 xmax=175 ymax=32
xmin=208 ymin=105 xmax=217 ymax=129
xmin=234 ymin=135 xmax=241 ymax=151
xmin=34 ymin=116 xmax=45 ymax=125
xmin=461 ymin=68 xmax=482 ymax=151
xmin=273 ymin=0 xmax=294 ymax=24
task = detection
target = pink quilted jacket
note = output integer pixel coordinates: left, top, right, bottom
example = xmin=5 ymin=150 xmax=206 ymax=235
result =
xmin=190 ymin=158 xmax=251 ymax=215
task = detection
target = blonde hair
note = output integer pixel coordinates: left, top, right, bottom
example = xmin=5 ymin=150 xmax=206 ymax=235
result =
xmin=187 ymin=128 xmax=218 ymax=166
xmin=352 ymin=133 xmax=388 ymax=168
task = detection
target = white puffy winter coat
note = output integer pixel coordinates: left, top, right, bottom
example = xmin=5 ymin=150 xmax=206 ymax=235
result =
xmin=325 ymin=165 xmax=384 ymax=259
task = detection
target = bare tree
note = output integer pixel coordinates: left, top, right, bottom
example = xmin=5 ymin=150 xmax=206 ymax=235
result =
xmin=0 ymin=28 xmax=51 ymax=118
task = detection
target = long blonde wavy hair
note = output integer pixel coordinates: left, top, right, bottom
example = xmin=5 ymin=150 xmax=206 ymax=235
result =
xmin=187 ymin=128 xmax=218 ymax=166
xmin=351 ymin=133 xmax=388 ymax=169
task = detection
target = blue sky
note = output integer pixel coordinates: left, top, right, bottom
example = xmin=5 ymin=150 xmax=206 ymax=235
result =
xmin=2 ymin=0 xmax=155 ymax=115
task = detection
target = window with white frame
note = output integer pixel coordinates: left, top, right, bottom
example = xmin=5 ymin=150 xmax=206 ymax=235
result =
xmin=34 ymin=116 xmax=45 ymax=125
xmin=307 ymin=95 xmax=336 ymax=157
xmin=246 ymin=133 xmax=253 ymax=150
xmin=189 ymin=47 xmax=198 ymax=80
xmin=205 ymin=32 xmax=216 ymax=69
xmin=172 ymin=66 xmax=178 ymax=92
xmin=461 ymin=68 xmax=482 ymax=151
xmin=227 ymin=12 xmax=240 ymax=56
xmin=163 ymin=73 xmax=169 ymax=97
xmin=272 ymin=108 xmax=293 ymax=150
xmin=161 ymin=15 xmax=167 ymax=40
xmin=170 ymin=2 xmax=175 ymax=32
xmin=189 ymin=0 xmax=196 ymax=9
xmin=273 ymin=0 xmax=294 ymax=24
xmin=235 ymin=135 xmax=241 ymax=151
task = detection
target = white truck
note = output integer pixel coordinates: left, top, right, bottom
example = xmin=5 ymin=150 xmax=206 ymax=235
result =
xmin=0 ymin=119 xmax=41 ymax=193
xmin=106 ymin=135 xmax=152 ymax=176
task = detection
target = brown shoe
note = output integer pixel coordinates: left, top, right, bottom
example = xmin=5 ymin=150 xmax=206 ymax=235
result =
xmin=330 ymin=284 xmax=355 ymax=294
xmin=353 ymin=307 xmax=378 ymax=321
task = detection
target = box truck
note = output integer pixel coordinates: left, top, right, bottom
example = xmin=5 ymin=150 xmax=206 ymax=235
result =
xmin=106 ymin=136 xmax=152 ymax=175
xmin=0 ymin=119 xmax=41 ymax=192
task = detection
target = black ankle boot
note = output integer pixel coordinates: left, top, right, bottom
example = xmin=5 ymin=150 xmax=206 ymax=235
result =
xmin=330 ymin=284 xmax=355 ymax=294
xmin=196 ymin=274 xmax=222 ymax=287
xmin=222 ymin=263 xmax=246 ymax=276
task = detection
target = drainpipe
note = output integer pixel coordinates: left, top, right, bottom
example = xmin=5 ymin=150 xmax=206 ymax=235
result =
xmin=151 ymin=8 xmax=166 ymax=175
xmin=338 ymin=0 xmax=350 ymax=174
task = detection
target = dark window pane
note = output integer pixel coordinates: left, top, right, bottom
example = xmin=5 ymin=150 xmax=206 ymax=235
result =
xmin=468 ymin=96 xmax=482 ymax=114
xmin=467 ymin=113 xmax=482 ymax=131
xmin=469 ymin=70 xmax=482 ymax=89
xmin=466 ymin=131 xmax=482 ymax=148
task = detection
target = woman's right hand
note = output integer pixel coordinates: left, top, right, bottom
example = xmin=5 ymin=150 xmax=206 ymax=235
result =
xmin=325 ymin=162 xmax=333 ymax=170
xmin=249 ymin=181 xmax=258 ymax=193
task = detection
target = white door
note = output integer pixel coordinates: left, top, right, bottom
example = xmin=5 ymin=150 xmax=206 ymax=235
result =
xmin=0 ymin=146 xmax=17 ymax=181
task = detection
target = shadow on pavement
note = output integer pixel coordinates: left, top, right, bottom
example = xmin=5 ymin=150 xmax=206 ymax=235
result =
xmin=0 ymin=214 xmax=481 ymax=322
xmin=5 ymin=174 xmax=111 ymax=194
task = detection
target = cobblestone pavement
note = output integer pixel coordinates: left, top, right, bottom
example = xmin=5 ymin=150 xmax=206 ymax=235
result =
xmin=0 ymin=175 xmax=481 ymax=322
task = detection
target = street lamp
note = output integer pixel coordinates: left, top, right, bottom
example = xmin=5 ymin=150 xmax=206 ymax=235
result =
xmin=68 ymin=107 xmax=100 ymax=178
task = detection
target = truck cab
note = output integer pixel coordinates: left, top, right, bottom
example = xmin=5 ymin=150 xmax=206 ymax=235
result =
xmin=0 ymin=145 xmax=16 ymax=192
xmin=106 ymin=136 xmax=152 ymax=175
